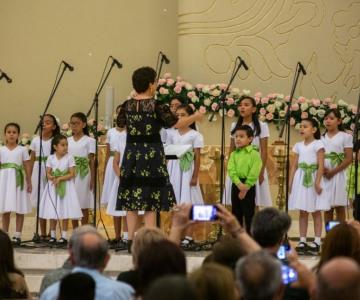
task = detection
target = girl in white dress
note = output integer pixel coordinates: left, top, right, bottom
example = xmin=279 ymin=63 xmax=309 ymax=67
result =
xmin=167 ymin=104 xmax=204 ymax=248
xmin=68 ymin=112 xmax=95 ymax=227
xmin=223 ymin=96 xmax=272 ymax=208
xmin=161 ymin=97 xmax=183 ymax=143
xmin=289 ymin=118 xmax=330 ymax=255
xmin=0 ymin=123 xmax=32 ymax=244
xmin=39 ymin=134 xmax=82 ymax=244
xmin=29 ymin=114 xmax=60 ymax=239
xmin=322 ymin=109 xmax=353 ymax=223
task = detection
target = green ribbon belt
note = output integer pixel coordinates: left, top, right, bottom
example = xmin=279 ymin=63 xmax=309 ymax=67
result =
xmin=325 ymin=152 xmax=344 ymax=168
xmin=51 ymin=169 xmax=68 ymax=199
xmin=35 ymin=156 xmax=48 ymax=163
xmin=298 ymin=162 xmax=318 ymax=188
xmin=74 ymin=156 xmax=89 ymax=179
xmin=0 ymin=163 xmax=25 ymax=190
xmin=109 ymin=151 xmax=115 ymax=157
xmin=179 ymin=151 xmax=194 ymax=172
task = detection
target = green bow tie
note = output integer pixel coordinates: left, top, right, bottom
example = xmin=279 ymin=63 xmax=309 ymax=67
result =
xmin=74 ymin=156 xmax=89 ymax=179
xmin=0 ymin=163 xmax=25 ymax=190
xmin=325 ymin=152 xmax=344 ymax=168
xmin=179 ymin=151 xmax=194 ymax=172
xmin=298 ymin=162 xmax=318 ymax=188
xmin=35 ymin=156 xmax=48 ymax=163
xmin=51 ymin=169 xmax=69 ymax=199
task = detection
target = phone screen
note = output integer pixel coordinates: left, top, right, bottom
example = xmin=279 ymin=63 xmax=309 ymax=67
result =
xmin=281 ymin=265 xmax=298 ymax=284
xmin=325 ymin=221 xmax=340 ymax=232
xmin=277 ymin=246 xmax=286 ymax=260
xmin=190 ymin=205 xmax=218 ymax=221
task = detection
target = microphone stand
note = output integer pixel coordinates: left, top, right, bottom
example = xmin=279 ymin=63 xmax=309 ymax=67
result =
xmin=24 ymin=62 xmax=70 ymax=246
xmin=87 ymin=58 xmax=119 ymax=231
xmin=352 ymin=92 xmax=360 ymax=220
xmin=278 ymin=63 xmax=306 ymax=212
xmin=156 ymin=52 xmax=167 ymax=82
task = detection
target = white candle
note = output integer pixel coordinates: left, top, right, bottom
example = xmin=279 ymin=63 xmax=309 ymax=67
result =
xmin=105 ymin=86 xmax=114 ymax=129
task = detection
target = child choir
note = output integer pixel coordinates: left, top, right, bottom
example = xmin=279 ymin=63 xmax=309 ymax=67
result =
xmin=0 ymin=96 xmax=356 ymax=253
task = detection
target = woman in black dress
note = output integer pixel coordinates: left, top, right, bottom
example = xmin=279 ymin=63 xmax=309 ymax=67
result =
xmin=116 ymin=67 xmax=202 ymax=247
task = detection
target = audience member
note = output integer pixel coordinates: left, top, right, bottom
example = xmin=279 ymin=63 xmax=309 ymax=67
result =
xmin=0 ymin=229 xmax=31 ymax=299
xmin=143 ymin=275 xmax=197 ymax=300
xmin=40 ymin=226 xmax=134 ymax=300
xmin=236 ymin=251 xmax=284 ymax=300
xmin=57 ymin=272 xmax=95 ymax=300
xmin=189 ymin=262 xmax=239 ymax=300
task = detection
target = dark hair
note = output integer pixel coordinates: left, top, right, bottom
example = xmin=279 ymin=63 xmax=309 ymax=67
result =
xmin=132 ymin=67 xmax=157 ymax=94
xmin=176 ymin=104 xmax=196 ymax=130
xmin=137 ymin=240 xmax=186 ymax=295
xmin=170 ymin=97 xmax=186 ymax=105
xmin=323 ymin=109 xmax=344 ymax=132
xmin=44 ymin=114 xmax=60 ymax=137
xmin=302 ymin=118 xmax=321 ymax=139
xmin=231 ymin=96 xmax=261 ymax=136
xmin=234 ymin=124 xmax=254 ymax=138
xmin=251 ymin=207 xmax=291 ymax=248
xmin=0 ymin=230 xmax=24 ymax=291
xmin=70 ymin=112 xmax=89 ymax=136
xmin=51 ymin=134 xmax=67 ymax=154
xmin=315 ymin=223 xmax=360 ymax=272
xmin=144 ymin=275 xmax=197 ymax=300
xmin=4 ymin=123 xmax=20 ymax=144
xmin=58 ymin=272 xmax=95 ymax=300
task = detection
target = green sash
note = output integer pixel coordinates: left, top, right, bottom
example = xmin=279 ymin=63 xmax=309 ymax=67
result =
xmin=0 ymin=163 xmax=25 ymax=190
xmin=51 ymin=169 xmax=68 ymax=199
xmin=325 ymin=152 xmax=344 ymax=168
xmin=35 ymin=156 xmax=48 ymax=163
xmin=179 ymin=151 xmax=194 ymax=172
xmin=298 ymin=162 xmax=318 ymax=188
xmin=74 ymin=156 xmax=89 ymax=179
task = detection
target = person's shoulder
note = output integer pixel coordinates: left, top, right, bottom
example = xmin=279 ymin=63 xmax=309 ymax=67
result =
xmin=40 ymin=281 xmax=60 ymax=300
xmin=100 ymin=274 xmax=134 ymax=295
xmin=259 ymin=120 xmax=269 ymax=128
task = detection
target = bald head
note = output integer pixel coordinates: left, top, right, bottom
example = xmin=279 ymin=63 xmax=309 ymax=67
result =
xmin=316 ymin=257 xmax=360 ymax=300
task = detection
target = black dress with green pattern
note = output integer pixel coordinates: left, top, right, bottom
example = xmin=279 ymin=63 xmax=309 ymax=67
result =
xmin=116 ymin=98 xmax=177 ymax=211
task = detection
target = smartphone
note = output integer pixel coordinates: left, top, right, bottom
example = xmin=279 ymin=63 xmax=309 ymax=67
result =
xmin=190 ymin=205 xmax=218 ymax=221
xmin=277 ymin=244 xmax=291 ymax=260
xmin=281 ymin=265 xmax=298 ymax=285
xmin=325 ymin=221 xmax=340 ymax=232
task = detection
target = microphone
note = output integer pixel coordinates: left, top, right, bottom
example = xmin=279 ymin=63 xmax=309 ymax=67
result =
xmin=160 ymin=51 xmax=170 ymax=64
xmin=238 ymin=56 xmax=249 ymax=71
xmin=110 ymin=56 xmax=123 ymax=68
xmin=298 ymin=62 xmax=307 ymax=75
xmin=62 ymin=61 xmax=74 ymax=71
xmin=0 ymin=71 xmax=12 ymax=83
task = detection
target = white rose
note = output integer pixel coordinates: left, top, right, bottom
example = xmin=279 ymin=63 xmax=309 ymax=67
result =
xmin=343 ymin=116 xmax=351 ymax=124
xmin=231 ymin=88 xmax=240 ymax=95
xmin=275 ymin=101 xmax=283 ymax=109
xmin=211 ymin=89 xmax=221 ymax=97
xmin=242 ymin=89 xmax=251 ymax=95
xmin=204 ymin=98 xmax=212 ymax=106
xmin=338 ymin=99 xmax=348 ymax=107
xmin=340 ymin=110 xmax=345 ymax=118
xmin=202 ymin=85 xmax=210 ymax=93
xmin=317 ymin=109 xmax=326 ymax=118
xmin=279 ymin=110 xmax=286 ymax=118
xmin=208 ymin=114 xmax=217 ymax=122
xmin=295 ymin=123 xmax=301 ymax=130
xmin=309 ymin=107 xmax=317 ymax=115
xmin=185 ymin=83 xmax=193 ymax=90
xmin=267 ymin=104 xmax=275 ymax=113
xmin=300 ymin=103 xmax=309 ymax=111
xmin=277 ymin=94 xmax=284 ymax=99
xmin=191 ymin=96 xmax=199 ymax=103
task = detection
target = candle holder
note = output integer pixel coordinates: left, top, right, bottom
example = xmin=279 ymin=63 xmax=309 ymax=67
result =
xmin=272 ymin=140 xmax=287 ymax=210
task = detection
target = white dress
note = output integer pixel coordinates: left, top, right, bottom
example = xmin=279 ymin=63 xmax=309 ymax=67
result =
xmin=106 ymin=142 xmax=126 ymax=217
xmin=100 ymin=128 xmax=126 ymax=205
xmin=223 ymin=121 xmax=272 ymax=207
xmin=166 ymin=129 xmax=204 ymax=205
xmin=0 ymin=146 xmax=31 ymax=214
xmin=39 ymin=154 xmax=83 ymax=220
xmin=68 ymin=135 xmax=95 ymax=209
xmin=322 ymin=132 xmax=352 ymax=207
xmin=29 ymin=136 xmax=52 ymax=208
xmin=288 ymin=140 xmax=330 ymax=212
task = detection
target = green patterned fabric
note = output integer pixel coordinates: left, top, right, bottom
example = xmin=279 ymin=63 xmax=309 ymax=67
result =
xmin=0 ymin=163 xmax=25 ymax=190
xmin=51 ymin=169 xmax=69 ymax=199
xmin=74 ymin=156 xmax=89 ymax=179
xmin=179 ymin=151 xmax=194 ymax=172
xmin=298 ymin=162 xmax=318 ymax=188
xmin=325 ymin=152 xmax=345 ymax=168
xmin=35 ymin=156 xmax=48 ymax=163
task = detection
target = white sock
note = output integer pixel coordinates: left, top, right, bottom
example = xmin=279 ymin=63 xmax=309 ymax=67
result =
xmin=14 ymin=232 xmax=21 ymax=239
xmin=61 ymin=231 xmax=67 ymax=239
xmin=50 ymin=230 xmax=56 ymax=238
xmin=122 ymin=232 xmax=128 ymax=240
xmin=300 ymin=237 xmax=306 ymax=243
xmin=314 ymin=237 xmax=321 ymax=245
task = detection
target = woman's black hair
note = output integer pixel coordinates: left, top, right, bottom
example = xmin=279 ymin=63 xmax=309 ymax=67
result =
xmin=51 ymin=134 xmax=67 ymax=154
xmin=132 ymin=67 xmax=157 ymax=94
xmin=231 ymin=96 xmax=261 ymax=137
xmin=170 ymin=97 xmax=187 ymax=105
xmin=323 ymin=109 xmax=344 ymax=133
xmin=176 ymin=104 xmax=196 ymax=130
xmin=302 ymin=118 xmax=321 ymax=139
xmin=44 ymin=114 xmax=60 ymax=137
xmin=4 ymin=123 xmax=20 ymax=144
xmin=70 ymin=112 xmax=89 ymax=136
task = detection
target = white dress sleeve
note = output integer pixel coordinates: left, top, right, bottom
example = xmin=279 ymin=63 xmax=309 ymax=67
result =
xmin=29 ymin=137 xmax=38 ymax=152
xmin=193 ymin=132 xmax=204 ymax=149
xmin=292 ymin=142 xmax=300 ymax=154
xmin=259 ymin=121 xmax=270 ymax=139
xmin=68 ymin=155 xmax=76 ymax=168
xmin=89 ymin=137 xmax=96 ymax=154
xmin=314 ymin=140 xmax=325 ymax=152
xmin=46 ymin=155 xmax=53 ymax=168
xmin=105 ymin=130 xmax=111 ymax=144
xmin=230 ymin=122 xmax=237 ymax=138
xmin=22 ymin=147 xmax=30 ymax=161
xmin=343 ymin=132 xmax=353 ymax=149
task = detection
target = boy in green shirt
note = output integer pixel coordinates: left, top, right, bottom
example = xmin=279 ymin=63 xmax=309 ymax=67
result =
xmin=227 ymin=125 xmax=262 ymax=233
